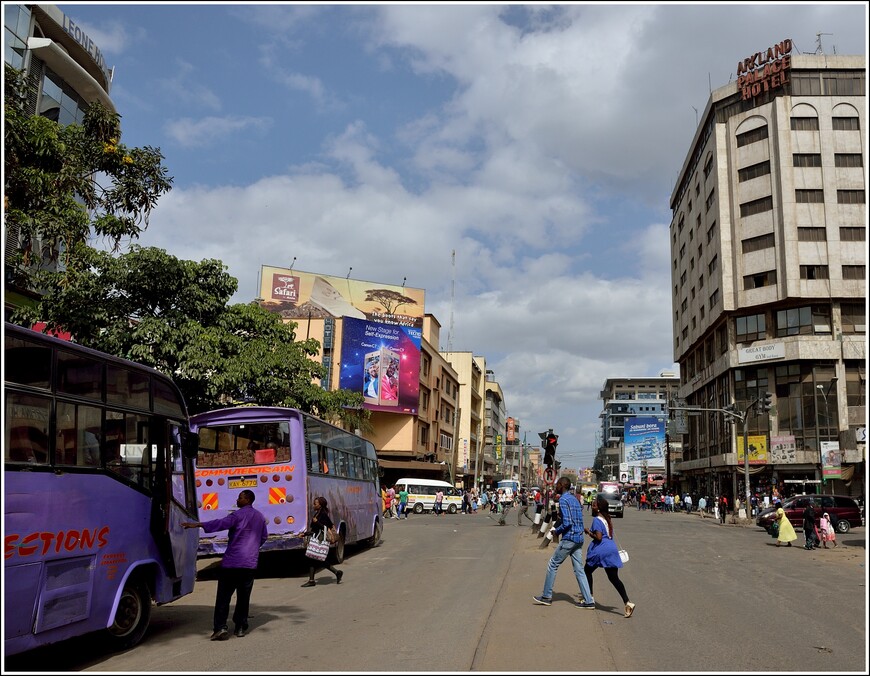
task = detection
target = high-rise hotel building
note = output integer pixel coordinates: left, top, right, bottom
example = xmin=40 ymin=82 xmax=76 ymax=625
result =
xmin=669 ymin=43 xmax=865 ymax=502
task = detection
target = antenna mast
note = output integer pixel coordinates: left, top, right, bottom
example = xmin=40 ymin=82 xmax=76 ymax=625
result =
xmin=448 ymin=249 xmax=455 ymax=352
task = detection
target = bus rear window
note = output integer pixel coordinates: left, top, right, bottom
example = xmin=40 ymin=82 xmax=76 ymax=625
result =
xmin=197 ymin=422 xmax=291 ymax=467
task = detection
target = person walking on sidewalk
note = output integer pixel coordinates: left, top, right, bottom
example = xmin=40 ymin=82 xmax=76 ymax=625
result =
xmin=182 ymin=489 xmax=268 ymax=640
xmin=584 ymin=496 xmax=634 ymax=618
xmin=301 ymin=496 xmax=343 ymax=587
xmin=532 ymin=477 xmax=595 ymax=608
xmin=517 ymin=488 xmax=533 ymax=526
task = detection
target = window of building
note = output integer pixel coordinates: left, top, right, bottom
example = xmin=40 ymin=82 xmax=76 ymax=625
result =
xmin=841 ymin=303 xmax=866 ymax=334
xmin=699 ymin=273 xmax=704 ymax=289
xmin=679 ymin=243 xmax=686 ymax=258
xmin=834 ymin=153 xmax=863 ymax=168
xmin=703 ymin=155 xmax=713 ymax=179
xmin=837 ymin=190 xmax=865 ymax=204
xmin=705 ymin=189 xmax=715 ymax=212
xmin=775 ymin=305 xmax=831 ymax=336
xmin=840 ymin=227 xmax=866 ymax=241
xmin=797 ymin=227 xmax=826 ymax=242
xmin=695 ymin=184 xmax=700 ymax=197
xmin=682 ymin=326 xmax=688 ymax=340
xmin=690 ymin=286 xmax=695 ymax=300
xmin=736 ymin=126 xmax=769 ymax=147
xmin=790 ymin=117 xmax=819 ymax=131
xmin=832 ymin=117 xmax=860 ymax=131
xmin=791 ymin=72 xmax=822 ymax=95
xmin=823 ymin=72 xmax=866 ymax=96
xmin=707 ymin=221 xmax=716 ymax=243
xmin=691 ymin=316 xmax=696 ymax=330
xmin=741 ymin=233 xmax=775 ymax=253
xmin=716 ymin=324 xmax=728 ymax=354
xmin=680 ymin=270 xmax=687 ymax=286
xmin=709 ymin=288 xmax=719 ymax=309
xmin=845 ymin=364 xmax=865 ymax=407
xmin=800 ymin=265 xmax=828 ymax=280
xmin=678 ymin=215 xmax=685 ymax=232
xmin=793 ymin=153 xmax=822 ymax=168
xmin=739 ymin=160 xmax=772 ymax=182
xmin=681 ymin=298 xmax=688 ymax=313
xmin=744 ymin=270 xmax=777 ymax=290
xmin=795 ymin=189 xmax=824 ymax=203
xmin=4 ymin=5 xmax=31 ymax=70
xmin=740 ymin=196 xmax=773 ymax=217
xmin=842 ymin=265 xmax=866 ymax=280
xmin=700 ymin=305 xmax=705 ymax=320
xmin=708 ymin=256 xmax=718 ymax=274
xmin=690 ymin=257 xmax=695 ymax=270
xmin=736 ymin=313 xmax=766 ymax=342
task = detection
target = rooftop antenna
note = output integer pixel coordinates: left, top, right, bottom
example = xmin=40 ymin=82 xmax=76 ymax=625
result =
xmin=289 ymin=256 xmax=296 ymax=273
xmin=448 ymin=249 xmax=455 ymax=352
xmin=402 ymin=276 xmax=406 ymax=288
xmin=254 ymin=265 xmax=263 ymax=302
xmin=815 ymin=32 xmax=833 ymax=55
xmin=346 ymin=267 xmax=352 ymax=279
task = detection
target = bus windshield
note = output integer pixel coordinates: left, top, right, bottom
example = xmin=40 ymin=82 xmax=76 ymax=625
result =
xmin=3 ymin=323 xmax=199 ymax=657
xmin=191 ymin=407 xmax=382 ymax=560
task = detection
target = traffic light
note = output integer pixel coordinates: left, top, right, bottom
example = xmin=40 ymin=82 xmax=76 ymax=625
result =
xmin=540 ymin=428 xmax=558 ymax=468
xmin=759 ymin=392 xmax=773 ymax=412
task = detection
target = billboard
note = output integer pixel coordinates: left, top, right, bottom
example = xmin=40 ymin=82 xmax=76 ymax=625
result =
xmin=769 ymin=435 xmax=797 ymax=464
xmin=259 ymin=266 xmax=425 ymax=414
xmin=737 ymin=435 xmax=768 ymax=464
xmin=624 ymin=418 xmax=665 ymax=467
xmin=821 ymin=442 xmax=842 ymax=480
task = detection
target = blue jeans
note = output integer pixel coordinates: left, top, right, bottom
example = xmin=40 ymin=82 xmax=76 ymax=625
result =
xmin=397 ymin=502 xmax=406 ymax=518
xmin=541 ymin=538 xmax=593 ymax=603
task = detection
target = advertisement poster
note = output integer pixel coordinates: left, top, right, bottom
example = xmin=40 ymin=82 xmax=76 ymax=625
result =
xmin=769 ymin=435 xmax=797 ymax=464
xmin=737 ymin=435 xmax=768 ymax=464
xmin=339 ymin=317 xmax=422 ymax=414
xmin=821 ymin=441 xmax=842 ymax=480
xmin=624 ymin=418 xmax=665 ymax=467
xmin=259 ymin=266 xmax=425 ymax=414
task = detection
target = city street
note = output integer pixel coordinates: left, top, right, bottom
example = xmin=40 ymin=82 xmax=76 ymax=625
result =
xmin=5 ymin=506 xmax=866 ymax=673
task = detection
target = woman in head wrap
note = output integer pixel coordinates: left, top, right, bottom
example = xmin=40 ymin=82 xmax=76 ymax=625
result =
xmin=819 ymin=512 xmax=838 ymax=548
xmin=774 ymin=504 xmax=798 ymax=547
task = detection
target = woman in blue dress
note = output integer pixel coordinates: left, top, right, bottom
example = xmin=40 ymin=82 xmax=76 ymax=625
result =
xmin=584 ymin=496 xmax=635 ymax=617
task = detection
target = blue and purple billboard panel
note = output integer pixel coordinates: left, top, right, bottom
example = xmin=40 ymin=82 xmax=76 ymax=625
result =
xmin=624 ymin=417 xmax=666 ymax=467
xmin=339 ymin=317 xmax=421 ymax=414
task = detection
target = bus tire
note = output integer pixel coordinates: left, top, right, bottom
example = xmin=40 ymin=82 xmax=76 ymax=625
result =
xmin=367 ymin=519 xmax=383 ymax=547
xmin=106 ymin=573 xmax=151 ymax=651
xmin=332 ymin=530 xmax=346 ymax=564
xmin=413 ymin=503 xmax=424 ymax=514
xmin=447 ymin=504 xmax=457 ymax=514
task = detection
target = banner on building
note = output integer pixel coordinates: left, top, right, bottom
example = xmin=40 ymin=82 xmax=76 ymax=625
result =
xmin=624 ymin=418 xmax=666 ymax=467
xmin=769 ymin=435 xmax=797 ymax=464
xmin=737 ymin=435 xmax=768 ymax=464
xmin=821 ymin=441 xmax=842 ymax=480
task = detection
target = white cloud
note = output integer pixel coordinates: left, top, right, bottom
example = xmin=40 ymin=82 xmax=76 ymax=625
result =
xmin=164 ymin=116 xmax=273 ymax=148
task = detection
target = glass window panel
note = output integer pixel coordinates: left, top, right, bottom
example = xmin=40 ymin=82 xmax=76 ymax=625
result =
xmin=56 ymin=402 xmax=101 ymax=466
xmin=106 ymin=365 xmax=150 ymax=409
xmin=106 ymin=411 xmax=151 ymax=488
xmin=57 ymin=350 xmax=103 ymax=399
xmin=5 ymin=392 xmax=51 ymax=464
xmin=153 ymin=378 xmax=184 ymax=417
xmin=5 ymin=335 xmax=52 ymax=388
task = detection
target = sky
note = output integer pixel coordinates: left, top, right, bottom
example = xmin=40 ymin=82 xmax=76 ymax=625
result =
xmin=57 ymin=2 xmax=867 ymax=472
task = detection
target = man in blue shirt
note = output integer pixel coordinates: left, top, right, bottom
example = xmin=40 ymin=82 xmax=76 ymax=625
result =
xmin=532 ymin=477 xmax=595 ymax=608
xmin=183 ymin=489 xmax=268 ymax=640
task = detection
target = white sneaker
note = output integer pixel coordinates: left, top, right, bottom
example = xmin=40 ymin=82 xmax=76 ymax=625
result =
xmin=624 ymin=602 xmax=636 ymax=618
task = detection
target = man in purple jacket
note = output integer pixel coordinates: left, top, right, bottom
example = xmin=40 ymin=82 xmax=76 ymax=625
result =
xmin=183 ymin=489 xmax=268 ymax=640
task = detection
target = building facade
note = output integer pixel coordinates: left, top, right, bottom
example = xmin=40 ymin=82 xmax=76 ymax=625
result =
xmin=442 ymin=351 xmax=486 ymax=487
xmin=595 ymin=373 xmax=683 ymax=486
xmin=4 ymin=4 xmax=116 ymax=314
xmin=669 ymin=47 xmax=865 ymax=503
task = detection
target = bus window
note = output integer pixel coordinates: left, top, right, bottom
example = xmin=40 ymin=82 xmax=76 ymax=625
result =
xmin=106 ymin=411 xmax=151 ymax=487
xmin=57 ymin=350 xmax=103 ymax=401
xmin=107 ymin=365 xmax=150 ymax=409
xmin=5 ymin=393 xmax=50 ymax=464
xmin=56 ymin=402 xmax=102 ymax=466
xmin=5 ymin=335 xmax=51 ymax=388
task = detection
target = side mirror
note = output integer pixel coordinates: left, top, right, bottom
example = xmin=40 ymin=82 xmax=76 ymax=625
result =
xmin=181 ymin=431 xmax=200 ymax=460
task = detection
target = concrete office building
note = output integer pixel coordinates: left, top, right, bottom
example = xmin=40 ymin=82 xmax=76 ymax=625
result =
xmin=669 ymin=43 xmax=865 ymax=502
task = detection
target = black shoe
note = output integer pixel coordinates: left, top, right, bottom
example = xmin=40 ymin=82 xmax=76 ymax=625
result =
xmin=336 ymin=570 xmax=343 ymax=584
xmin=210 ymin=628 xmax=229 ymax=641
xmin=233 ymin=625 xmax=248 ymax=638
xmin=301 ymin=580 xmax=316 ymax=587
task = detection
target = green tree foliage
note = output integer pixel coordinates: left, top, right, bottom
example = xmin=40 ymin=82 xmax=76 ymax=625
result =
xmin=4 ymin=65 xmax=172 ymax=289
xmin=16 ymin=246 xmax=368 ymax=423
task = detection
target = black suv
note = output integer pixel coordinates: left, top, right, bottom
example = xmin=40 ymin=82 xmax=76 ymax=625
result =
xmin=756 ymin=494 xmax=863 ymax=534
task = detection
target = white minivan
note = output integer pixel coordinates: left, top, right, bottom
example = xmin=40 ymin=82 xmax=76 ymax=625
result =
xmin=394 ymin=477 xmax=464 ymax=514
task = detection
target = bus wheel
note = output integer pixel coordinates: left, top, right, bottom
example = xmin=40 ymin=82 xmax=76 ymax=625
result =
xmin=447 ymin=504 xmax=457 ymax=514
xmin=413 ymin=503 xmax=424 ymax=514
xmin=367 ymin=519 xmax=383 ymax=548
xmin=106 ymin=574 xmax=151 ymax=651
xmin=332 ymin=531 xmax=346 ymax=564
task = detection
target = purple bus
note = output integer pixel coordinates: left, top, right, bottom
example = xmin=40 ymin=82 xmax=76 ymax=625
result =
xmin=3 ymin=323 xmax=200 ymax=656
xmin=190 ymin=406 xmax=382 ymax=562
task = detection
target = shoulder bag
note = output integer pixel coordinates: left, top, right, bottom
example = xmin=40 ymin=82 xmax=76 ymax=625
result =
xmin=326 ymin=526 xmax=338 ymax=545
xmin=305 ymin=529 xmax=329 ymax=561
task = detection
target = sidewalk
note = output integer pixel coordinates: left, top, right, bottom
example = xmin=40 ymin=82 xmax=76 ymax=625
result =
xmin=472 ymin=524 xmax=618 ymax=672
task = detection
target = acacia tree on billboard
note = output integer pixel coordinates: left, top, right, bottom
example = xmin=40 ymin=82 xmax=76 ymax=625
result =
xmin=364 ymin=289 xmax=419 ymax=315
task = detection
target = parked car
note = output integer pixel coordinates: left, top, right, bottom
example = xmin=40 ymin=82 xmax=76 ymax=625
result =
xmin=756 ymin=494 xmax=863 ymax=534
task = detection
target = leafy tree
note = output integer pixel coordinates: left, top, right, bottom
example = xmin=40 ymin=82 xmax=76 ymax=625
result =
xmin=16 ymin=245 xmax=369 ymax=424
xmin=4 ymin=64 xmax=172 ymax=291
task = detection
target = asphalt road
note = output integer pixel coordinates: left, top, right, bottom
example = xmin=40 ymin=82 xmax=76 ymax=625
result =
xmin=4 ymin=506 xmax=866 ymax=673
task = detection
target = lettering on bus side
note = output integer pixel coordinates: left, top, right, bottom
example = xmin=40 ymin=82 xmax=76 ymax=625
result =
xmin=196 ymin=465 xmax=294 ymax=477
xmin=5 ymin=526 xmax=110 ymax=559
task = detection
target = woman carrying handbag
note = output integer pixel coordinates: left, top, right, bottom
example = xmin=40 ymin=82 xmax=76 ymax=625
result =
xmin=584 ymin=496 xmax=635 ymax=618
xmin=301 ymin=496 xmax=343 ymax=587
